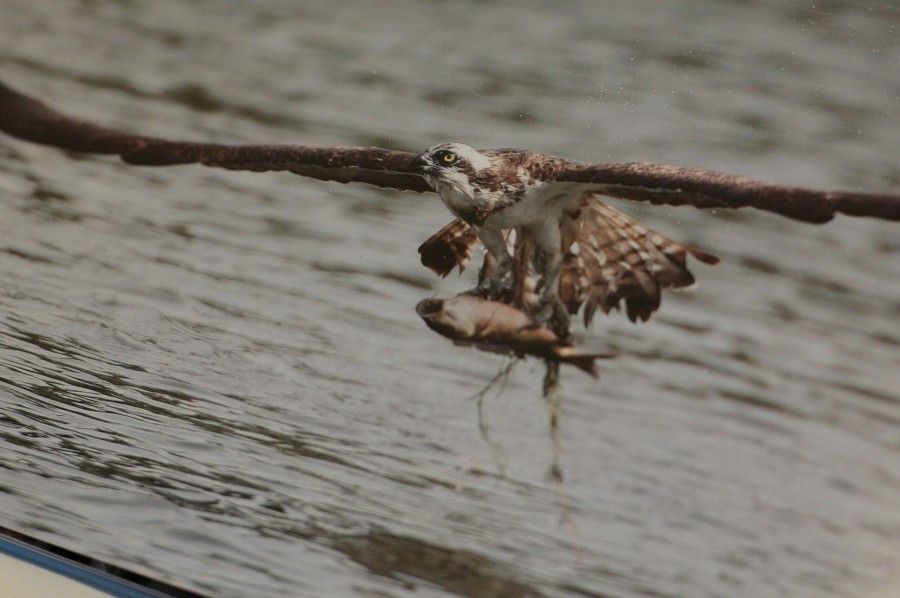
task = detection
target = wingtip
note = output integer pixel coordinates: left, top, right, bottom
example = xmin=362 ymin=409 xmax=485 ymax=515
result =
xmin=0 ymin=79 xmax=25 ymax=100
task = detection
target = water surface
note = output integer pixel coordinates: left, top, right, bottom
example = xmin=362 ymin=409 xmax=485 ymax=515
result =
xmin=1 ymin=1 xmax=898 ymax=596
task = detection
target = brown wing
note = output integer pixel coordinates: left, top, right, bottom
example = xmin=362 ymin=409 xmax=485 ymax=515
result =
xmin=551 ymin=161 xmax=900 ymax=224
xmin=418 ymin=219 xmax=478 ymax=277
xmin=0 ymin=80 xmax=432 ymax=193
xmin=560 ymin=195 xmax=719 ymax=324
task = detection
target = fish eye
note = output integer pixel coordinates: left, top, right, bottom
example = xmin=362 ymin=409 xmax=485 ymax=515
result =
xmin=438 ymin=151 xmax=459 ymax=166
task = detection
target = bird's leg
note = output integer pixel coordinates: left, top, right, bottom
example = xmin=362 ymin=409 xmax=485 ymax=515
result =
xmin=536 ymin=259 xmax=570 ymax=337
xmin=510 ymin=235 xmax=534 ymax=311
xmin=532 ymin=222 xmax=571 ymax=338
xmin=476 ymin=226 xmax=513 ymax=297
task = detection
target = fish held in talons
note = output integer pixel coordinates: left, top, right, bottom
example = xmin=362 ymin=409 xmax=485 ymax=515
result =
xmin=416 ymin=294 xmax=615 ymax=378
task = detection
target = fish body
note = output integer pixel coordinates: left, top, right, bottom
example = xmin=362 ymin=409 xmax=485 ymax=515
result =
xmin=416 ymin=295 xmax=613 ymax=378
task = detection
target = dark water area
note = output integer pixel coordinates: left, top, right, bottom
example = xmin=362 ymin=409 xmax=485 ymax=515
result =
xmin=1 ymin=1 xmax=898 ymax=596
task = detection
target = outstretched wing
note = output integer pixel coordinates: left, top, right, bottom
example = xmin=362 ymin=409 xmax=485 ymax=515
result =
xmin=559 ymin=195 xmax=719 ymax=324
xmin=549 ymin=160 xmax=900 ymax=224
xmin=0 ymin=80 xmax=433 ymax=193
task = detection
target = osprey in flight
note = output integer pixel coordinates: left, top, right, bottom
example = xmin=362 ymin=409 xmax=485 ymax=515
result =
xmin=1 ymin=80 xmax=898 ymax=335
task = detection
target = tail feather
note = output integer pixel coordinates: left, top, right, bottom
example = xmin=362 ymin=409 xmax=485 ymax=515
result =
xmin=559 ymin=195 xmax=720 ymax=324
xmin=688 ymin=245 xmax=721 ymax=265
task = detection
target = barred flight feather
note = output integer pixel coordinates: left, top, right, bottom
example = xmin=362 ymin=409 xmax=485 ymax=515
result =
xmin=417 ymin=219 xmax=478 ymax=277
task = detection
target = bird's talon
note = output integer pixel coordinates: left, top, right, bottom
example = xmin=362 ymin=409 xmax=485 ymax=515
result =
xmin=475 ymin=276 xmax=513 ymax=301
xmin=536 ymin=299 xmax=571 ymax=338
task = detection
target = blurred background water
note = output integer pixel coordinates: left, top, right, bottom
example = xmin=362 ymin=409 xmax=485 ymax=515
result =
xmin=0 ymin=1 xmax=898 ymax=596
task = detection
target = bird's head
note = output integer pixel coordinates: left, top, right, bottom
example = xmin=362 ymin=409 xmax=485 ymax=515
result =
xmin=409 ymin=143 xmax=492 ymax=187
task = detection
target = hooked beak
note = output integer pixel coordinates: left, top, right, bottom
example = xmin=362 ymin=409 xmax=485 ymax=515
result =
xmin=409 ymin=154 xmax=431 ymax=174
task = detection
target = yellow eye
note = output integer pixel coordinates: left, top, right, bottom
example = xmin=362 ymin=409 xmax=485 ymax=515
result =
xmin=441 ymin=152 xmax=458 ymax=164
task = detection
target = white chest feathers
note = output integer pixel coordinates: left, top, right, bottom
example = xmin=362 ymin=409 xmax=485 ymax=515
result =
xmin=429 ymin=173 xmax=477 ymax=216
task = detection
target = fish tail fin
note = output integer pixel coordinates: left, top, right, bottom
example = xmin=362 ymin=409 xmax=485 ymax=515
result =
xmin=565 ymin=355 xmax=600 ymax=379
xmin=553 ymin=345 xmax=617 ymax=378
